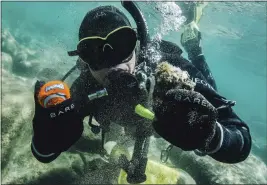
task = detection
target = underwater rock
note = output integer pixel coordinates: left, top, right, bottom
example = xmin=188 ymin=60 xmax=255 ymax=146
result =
xmin=169 ymin=149 xmax=267 ymax=184
xmin=2 ymin=29 xmax=19 ymax=57
xmin=2 ymin=28 xmax=41 ymax=77
xmin=1 ymin=52 xmax=13 ymax=71
xmin=176 ymin=169 xmax=196 ymax=184
xmin=12 ymin=52 xmax=40 ymax=77
xmin=73 ymin=158 xmax=122 ymax=184
xmin=2 ymin=28 xmax=37 ymax=58
xmin=252 ymin=141 xmax=267 ymax=165
xmin=20 ymin=44 xmax=38 ymax=61
xmin=1 ymin=70 xmax=35 ymax=175
xmin=36 ymin=67 xmax=61 ymax=81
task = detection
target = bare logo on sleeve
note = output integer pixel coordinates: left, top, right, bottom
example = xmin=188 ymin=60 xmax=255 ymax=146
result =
xmin=50 ymin=104 xmax=75 ymax=118
xmin=194 ymin=78 xmax=215 ymax=91
xmin=175 ymin=94 xmax=210 ymax=108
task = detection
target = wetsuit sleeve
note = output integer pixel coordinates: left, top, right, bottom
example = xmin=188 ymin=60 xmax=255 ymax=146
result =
xmin=190 ymin=54 xmax=217 ymax=91
xmin=31 ymin=113 xmax=84 ymax=163
xmin=195 ymin=94 xmax=252 ymax=163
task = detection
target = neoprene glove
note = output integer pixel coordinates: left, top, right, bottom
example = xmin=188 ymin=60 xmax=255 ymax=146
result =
xmin=104 ymin=68 xmax=150 ymax=109
xmin=153 ymin=88 xmax=218 ymax=151
xmin=180 ymin=21 xmax=202 ymax=60
xmin=32 ymin=80 xmax=83 ymax=155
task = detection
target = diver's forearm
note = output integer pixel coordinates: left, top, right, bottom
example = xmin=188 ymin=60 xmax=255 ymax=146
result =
xmin=190 ymin=54 xmax=217 ymax=90
xmin=209 ymin=122 xmax=251 ymax=163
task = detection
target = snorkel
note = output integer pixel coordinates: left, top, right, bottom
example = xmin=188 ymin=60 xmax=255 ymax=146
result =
xmin=121 ymin=1 xmax=150 ymax=66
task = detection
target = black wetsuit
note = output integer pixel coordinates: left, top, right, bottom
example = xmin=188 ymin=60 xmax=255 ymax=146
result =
xmin=157 ymin=41 xmax=251 ymax=163
xmin=31 ymin=40 xmax=251 ymax=164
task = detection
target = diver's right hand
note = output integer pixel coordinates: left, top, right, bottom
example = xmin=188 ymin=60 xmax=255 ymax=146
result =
xmin=104 ymin=69 xmax=145 ymax=108
xmin=32 ymin=80 xmax=83 ymax=154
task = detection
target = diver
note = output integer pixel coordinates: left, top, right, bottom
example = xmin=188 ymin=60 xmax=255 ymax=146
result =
xmin=31 ymin=2 xmax=251 ymax=168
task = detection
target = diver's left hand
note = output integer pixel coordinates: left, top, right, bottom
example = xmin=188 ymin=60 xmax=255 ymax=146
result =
xmin=152 ymin=88 xmax=218 ymax=151
xmin=180 ymin=21 xmax=202 ymax=60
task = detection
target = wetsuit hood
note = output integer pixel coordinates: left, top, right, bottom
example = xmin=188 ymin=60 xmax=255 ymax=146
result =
xmin=79 ymin=6 xmax=131 ymax=39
